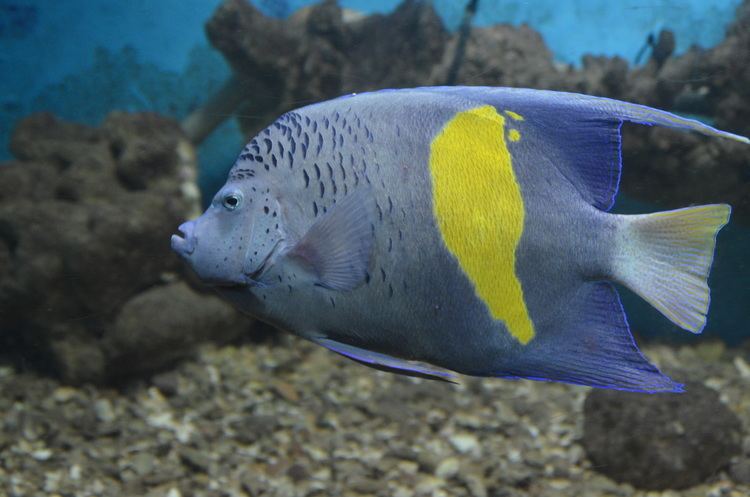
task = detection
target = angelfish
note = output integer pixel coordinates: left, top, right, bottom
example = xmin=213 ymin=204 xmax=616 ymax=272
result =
xmin=172 ymin=87 xmax=748 ymax=392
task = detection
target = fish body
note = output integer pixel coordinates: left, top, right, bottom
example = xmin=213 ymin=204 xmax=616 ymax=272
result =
xmin=172 ymin=87 xmax=747 ymax=392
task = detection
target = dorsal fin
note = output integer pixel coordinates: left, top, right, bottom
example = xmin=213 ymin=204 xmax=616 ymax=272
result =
xmin=415 ymin=86 xmax=749 ymax=211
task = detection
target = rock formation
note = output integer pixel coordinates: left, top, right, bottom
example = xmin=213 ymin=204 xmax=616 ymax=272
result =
xmin=0 ymin=112 xmax=248 ymax=383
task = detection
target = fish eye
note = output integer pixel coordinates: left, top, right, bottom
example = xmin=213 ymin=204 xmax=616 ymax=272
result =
xmin=222 ymin=193 xmax=242 ymax=211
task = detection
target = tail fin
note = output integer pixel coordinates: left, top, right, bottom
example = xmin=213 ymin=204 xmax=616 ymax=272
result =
xmin=613 ymin=204 xmax=731 ymax=333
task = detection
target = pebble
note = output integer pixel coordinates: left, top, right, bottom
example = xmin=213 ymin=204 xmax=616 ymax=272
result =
xmin=273 ymin=380 xmax=300 ymax=402
xmin=734 ymin=357 xmax=750 ymax=380
xmin=53 ymin=387 xmax=78 ymax=403
xmin=449 ymin=433 xmax=480 ymax=455
xmin=462 ymin=473 xmax=488 ymax=497
xmin=435 ymin=457 xmax=460 ymax=479
xmin=415 ymin=475 xmax=444 ymax=495
xmin=179 ymin=447 xmax=211 ymax=473
xmin=94 ymin=398 xmax=116 ymax=423
xmin=31 ymin=449 xmax=52 ymax=461
xmin=131 ymin=452 xmax=155 ymax=476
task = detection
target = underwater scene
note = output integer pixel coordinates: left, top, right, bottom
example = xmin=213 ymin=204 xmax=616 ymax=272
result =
xmin=1 ymin=0 xmax=750 ymax=496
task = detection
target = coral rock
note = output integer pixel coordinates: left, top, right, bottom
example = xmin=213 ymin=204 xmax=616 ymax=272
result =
xmin=582 ymin=382 xmax=742 ymax=490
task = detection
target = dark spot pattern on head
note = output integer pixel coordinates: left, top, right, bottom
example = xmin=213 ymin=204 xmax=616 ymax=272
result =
xmin=312 ymin=201 xmax=318 ymax=217
xmin=313 ymin=163 xmax=321 ymax=180
xmin=388 ymin=284 xmax=394 ymax=298
xmin=263 ymin=138 xmax=272 ymax=154
xmin=229 ymin=168 xmax=255 ymax=181
xmin=319 ymin=181 xmax=325 ymax=198
xmin=303 ymin=169 xmax=310 ymax=188
xmin=364 ymin=271 xmax=371 ymax=285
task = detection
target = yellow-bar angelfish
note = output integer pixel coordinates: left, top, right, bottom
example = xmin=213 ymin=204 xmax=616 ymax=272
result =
xmin=172 ymin=87 xmax=747 ymax=392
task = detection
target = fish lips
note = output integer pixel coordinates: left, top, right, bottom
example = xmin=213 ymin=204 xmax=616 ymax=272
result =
xmin=171 ymin=221 xmax=196 ymax=257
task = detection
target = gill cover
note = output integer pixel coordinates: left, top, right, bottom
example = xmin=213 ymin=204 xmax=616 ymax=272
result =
xmin=242 ymin=194 xmax=285 ymax=283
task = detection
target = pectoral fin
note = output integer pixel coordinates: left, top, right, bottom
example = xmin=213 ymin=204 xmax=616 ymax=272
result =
xmin=287 ymin=188 xmax=375 ymax=291
xmin=313 ymin=337 xmax=458 ymax=383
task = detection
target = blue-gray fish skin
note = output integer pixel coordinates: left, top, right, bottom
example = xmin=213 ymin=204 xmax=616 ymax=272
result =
xmin=171 ymin=86 xmax=748 ymax=392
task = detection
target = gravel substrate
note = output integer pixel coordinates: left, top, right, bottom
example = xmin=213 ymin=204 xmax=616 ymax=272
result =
xmin=1 ymin=335 xmax=749 ymax=497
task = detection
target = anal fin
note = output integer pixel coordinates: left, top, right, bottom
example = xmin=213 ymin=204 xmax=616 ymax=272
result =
xmin=501 ymin=282 xmax=681 ymax=393
xmin=312 ymin=337 xmax=458 ymax=383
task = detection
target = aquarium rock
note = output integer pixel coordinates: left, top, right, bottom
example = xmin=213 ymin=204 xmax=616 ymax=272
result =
xmin=582 ymin=382 xmax=742 ymax=490
xmin=205 ymin=0 xmax=448 ymax=138
xmin=0 ymin=112 xmax=248 ymax=383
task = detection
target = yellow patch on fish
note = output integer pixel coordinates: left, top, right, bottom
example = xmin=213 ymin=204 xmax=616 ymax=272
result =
xmin=508 ymin=129 xmax=521 ymax=142
xmin=505 ymin=110 xmax=524 ymax=121
xmin=429 ymin=105 xmax=535 ymax=344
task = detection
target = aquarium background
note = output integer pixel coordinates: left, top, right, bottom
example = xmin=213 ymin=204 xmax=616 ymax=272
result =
xmin=2 ymin=0 xmax=748 ymax=345
xmin=1 ymin=1 xmax=749 ymax=496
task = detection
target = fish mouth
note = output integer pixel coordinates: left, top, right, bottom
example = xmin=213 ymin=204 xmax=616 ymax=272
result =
xmin=171 ymin=222 xmax=196 ymax=256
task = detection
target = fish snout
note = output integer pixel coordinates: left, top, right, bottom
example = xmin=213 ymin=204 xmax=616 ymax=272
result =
xmin=171 ymin=220 xmax=196 ymax=256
